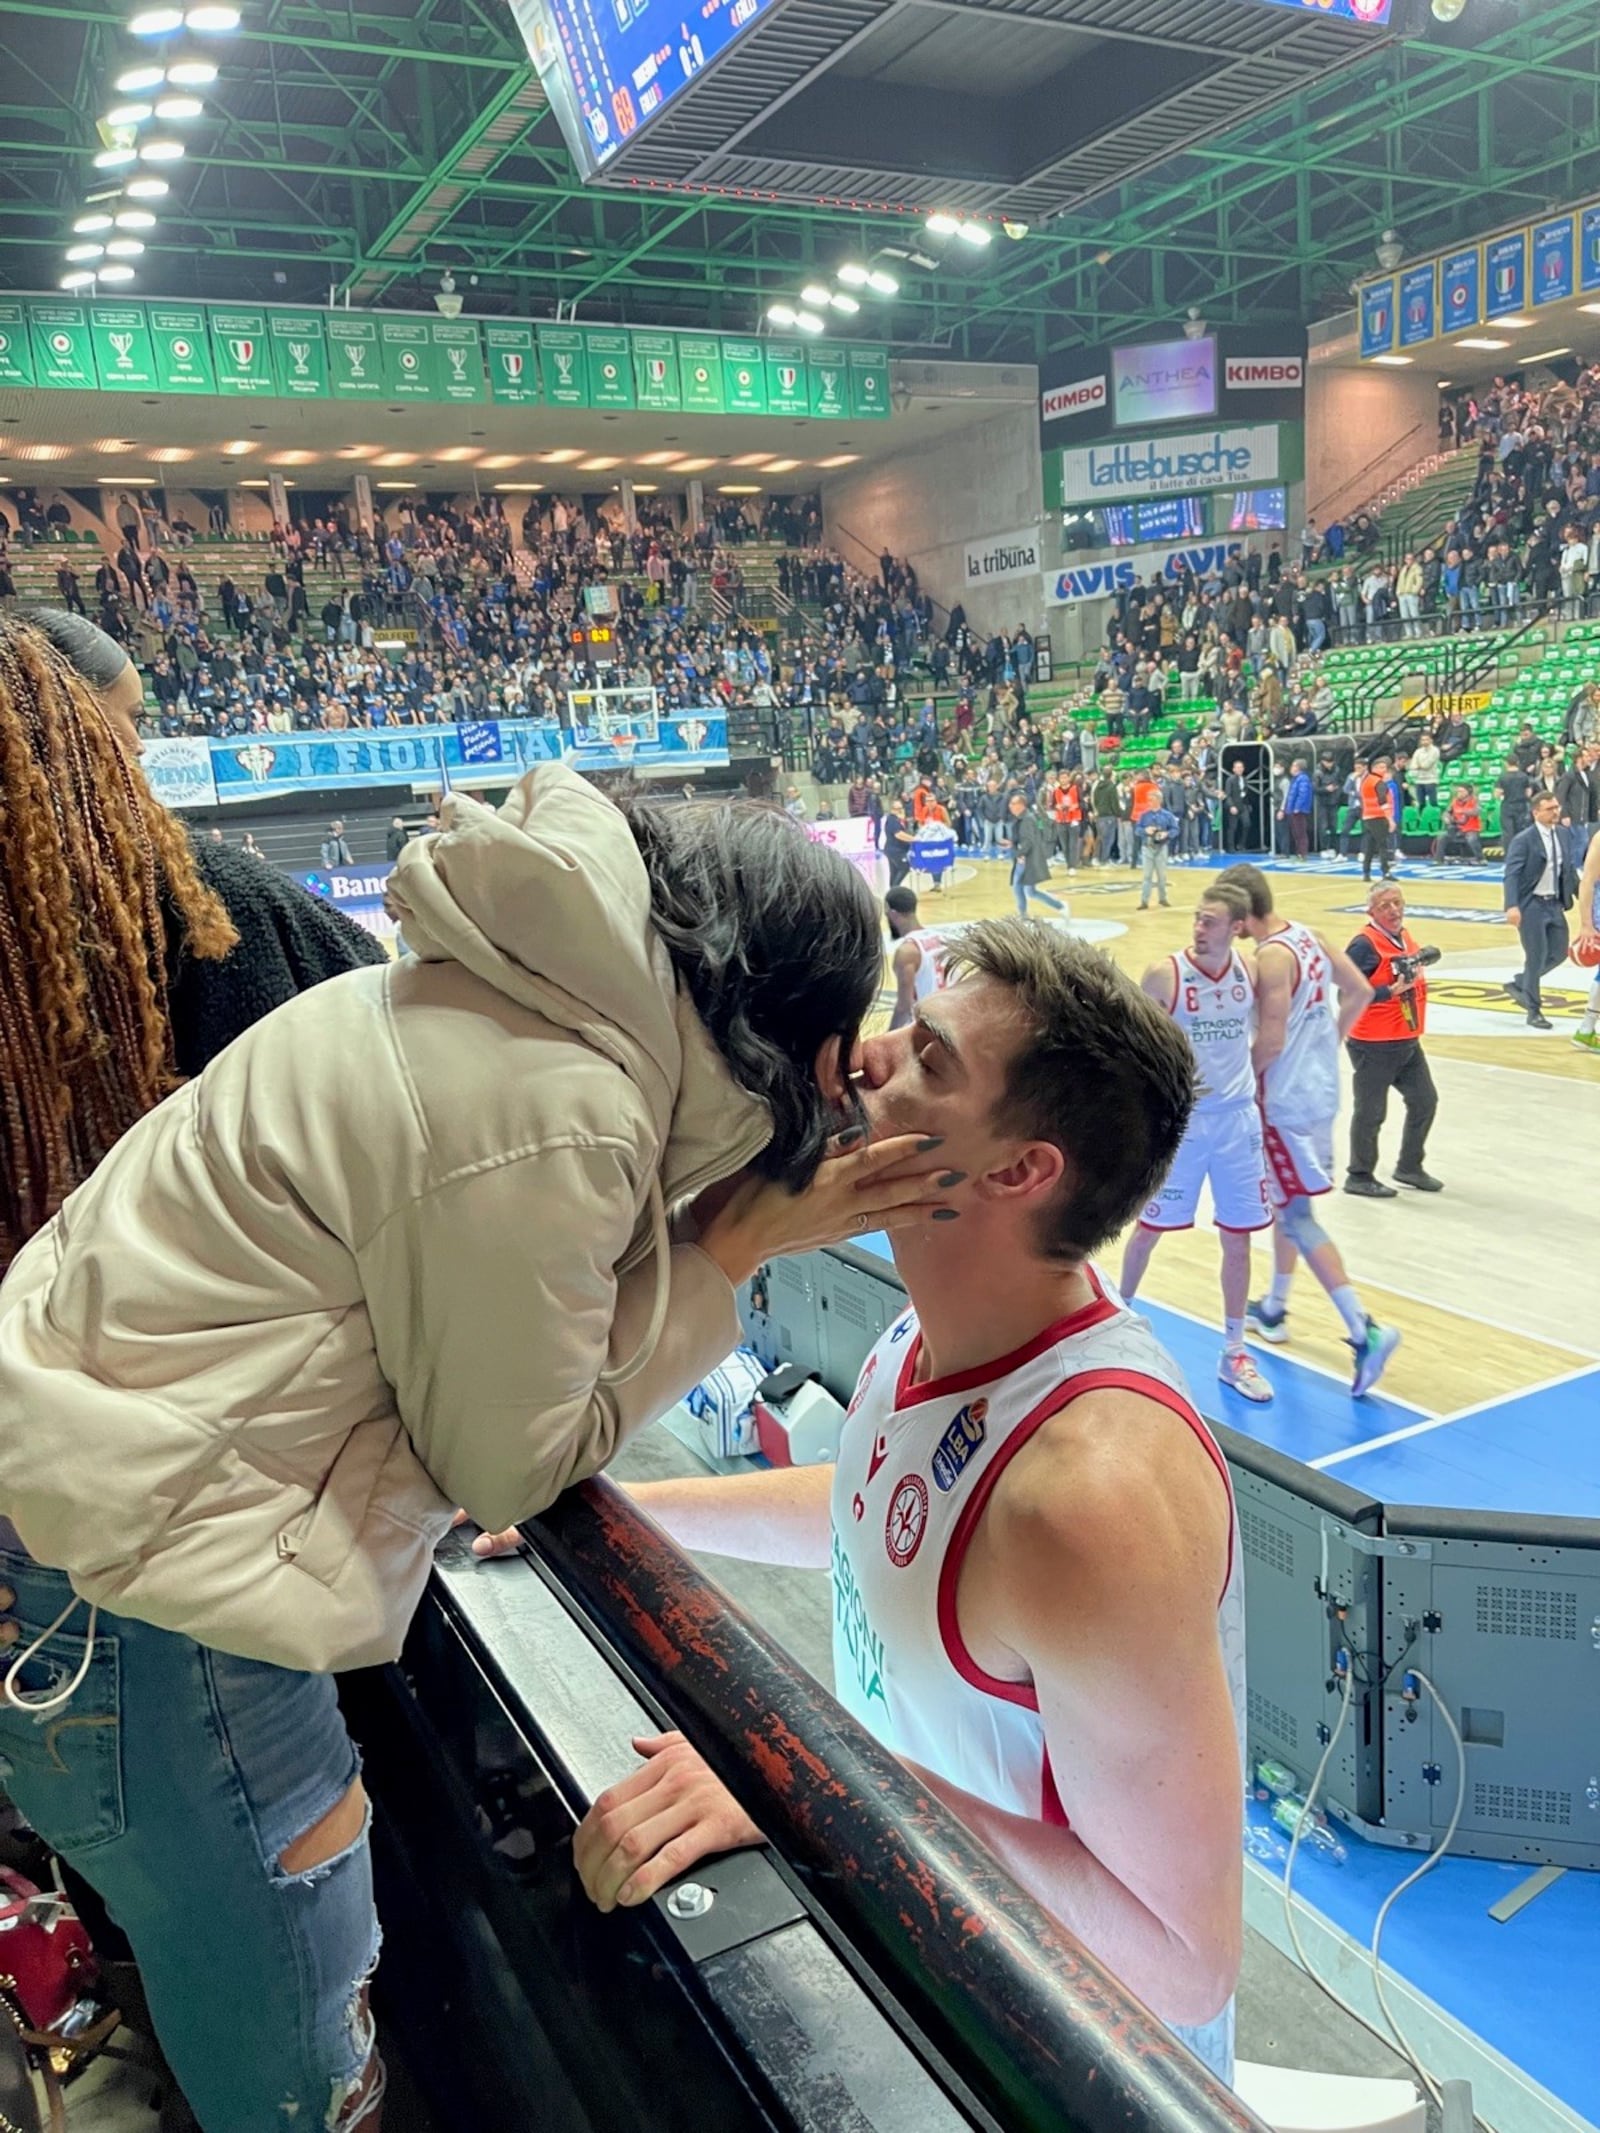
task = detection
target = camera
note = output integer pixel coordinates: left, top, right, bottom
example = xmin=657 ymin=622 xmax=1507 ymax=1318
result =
xmin=1393 ymin=946 xmax=1442 ymax=988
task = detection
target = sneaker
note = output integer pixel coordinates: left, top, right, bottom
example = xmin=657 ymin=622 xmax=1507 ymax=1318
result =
xmin=1218 ymin=1349 xmax=1275 ymax=1403
xmin=1393 ymin=1168 xmax=1444 ymax=1192
xmin=1572 ymin=1029 xmax=1600 ymax=1054
xmin=1246 ymin=1297 xmax=1292 ymax=1345
xmin=1344 ymin=1174 xmax=1398 ymax=1199
xmin=1350 ymin=1318 xmax=1401 ymax=1399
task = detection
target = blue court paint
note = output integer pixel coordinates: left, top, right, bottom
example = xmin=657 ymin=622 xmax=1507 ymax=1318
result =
xmin=1249 ymin=1803 xmax=1600 ymax=2124
xmin=1327 ymin=1370 xmax=1600 ymax=1518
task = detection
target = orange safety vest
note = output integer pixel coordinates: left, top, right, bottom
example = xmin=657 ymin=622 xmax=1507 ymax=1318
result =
xmin=1349 ymin=922 xmax=1427 ymax=1042
xmin=1359 ymin=773 xmax=1391 ymax=823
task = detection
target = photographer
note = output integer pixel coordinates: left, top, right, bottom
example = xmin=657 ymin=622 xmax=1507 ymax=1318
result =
xmin=1343 ymin=883 xmax=1443 ymax=1198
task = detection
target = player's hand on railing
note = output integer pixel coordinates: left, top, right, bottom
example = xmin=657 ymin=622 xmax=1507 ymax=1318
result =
xmin=574 ymin=1731 xmax=763 ymax=1911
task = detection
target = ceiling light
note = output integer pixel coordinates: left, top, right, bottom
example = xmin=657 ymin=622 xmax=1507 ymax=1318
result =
xmin=139 ymin=137 xmax=186 ymax=160
xmin=718 ymin=484 xmax=762 ymax=495
xmin=836 ymin=262 xmax=869 ymax=287
xmin=219 ymin=439 xmax=256 ymax=454
xmin=814 ymin=454 xmax=859 ymax=467
xmin=541 ymin=448 xmax=582 ymax=462
xmin=672 ymin=457 xmax=716 ymax=473
xmin=373 ymin=451 xmax=417 ymax=467
xmin=183 ymin=3 xmax=241 ymax=27
xmin=828 ymin=291 xmax=860 ymax=315
xmin=154 ymin=92 xmax=203 ymax=117
xmin=164 ymin=56 xmax=218 ymax=83
xmin=1370 ymin=355 xmax=1412 ymax=367
xmin=97 ymin=473 xmax=156 ymax=483
xmin=149 ymin=445 xmax=192 ymax=462
xmin=105 ymin=237 xmax=145 ymax=257
xmin=332 ymin=444 xmax=377 ymax=459
xmin=115 ymin=62 xmax=167 ymax=90
xmin=434 ymin=446 xmax=481 ymax=462
xmin=1527 ymin=347 xmax=1572 ymax=362
xmin=93 ymin=146 xmax=138 ymax=169
xmin=925 ymin=213 xmax=959 ymax=237
xmin=633 ymin=450 xmax=681 ymax=466
xmin=97 ymin=263 xmax=137 ymax=283
xmin=764 ymin=458 xmax=800 ymax=473
xmin=493 ymin=481 xmax=542 ymax=491
xmin=766 ymin=303 xmax=797 ymax=327
xmin=129 ymin=6 xmax=184 ymax=32
xmin=728 ymin=452 xmax=773 ymax=468
xmin=266 ymin=449 xmax=315 ymax=465
xmin=800 ymin=283 xmax=830 ymax=307
xmin=104 ymin=101 xmax=154 ymax=126
xmin=956 ymin=220 xmax=990 ymax=245
xmin=124 ymin=175 xmax=169 ymax=198
xmin=578 ymin=456 xmax=620 ymax=470
xmin=375 ymin=481 xmax=417 ymax=490
xmin=1455 ymin=337 xmax=1510 ymax=350
xmin=66 ymin=242 xmax=106 ymax=262
xmin=1580 ymin=303 xmax=1600 ymax=317
xmin=478 ymin=453 xmax=526 ymax=470
xmin=114 ymin=209 xmax=156 ymax=229
xmin=90 ymin=436 xmax=138 ymax=453
xmin=865 ymin=270 xmax=899 ymax=296
xmin=73 ymin=213 xmax=114 ymax=234
xmin=15 ymin=444 xmax=68 ymax=462
xmin=60 ymin=271 xmax=97 ymax=291
xmin=631 ymin=484 xmax=658 ymax=494
xmin=794 ymin=309 xmax=825 ymax=333
xmin=1493 ymin=316 xmax=1532 ymax=329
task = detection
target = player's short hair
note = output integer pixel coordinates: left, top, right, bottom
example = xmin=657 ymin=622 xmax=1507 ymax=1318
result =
xmin=883 ymin=887 xmax=918 ymax=919
xmin=1200 ymin=881 xmax=1251 ymax=925
xmin=1215 ymin=862 xmax=1273 ymax=920
xmin=944 ymin=919 xmax=1196 ymax=1263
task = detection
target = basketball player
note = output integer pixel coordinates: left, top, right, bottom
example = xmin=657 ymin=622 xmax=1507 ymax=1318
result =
xmin=1118 ymin=883 xmax=1274 ymax=1404
xmin=514 ymin=924 xmax=1247 ymax=2078
xmin=1573 ymin=828 xmax=1600 ymax=1056
xmin=885 ymin=885 xmax=951 ymax=1031
xmin=1216 ymin=866 xmax=1400 ymax=1397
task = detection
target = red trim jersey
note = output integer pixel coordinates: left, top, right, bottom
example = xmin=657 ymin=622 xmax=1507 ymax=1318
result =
xmin=1167 ymin=948 xmax=1256 ymax=1110
xmin=829 ymin=1268 xmax=1246 ymax=2077
xmin=903 ymin=928 xmax=954 ymax=1003
xmin=1259 ymin=920 xmax=1341 ymax=1133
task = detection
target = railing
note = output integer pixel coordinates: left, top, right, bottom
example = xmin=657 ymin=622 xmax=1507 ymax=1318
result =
xmin=520 ymin=1479 xmax=1263 ymax=2133
xmin=1309 ymin=421 xmax=1435 ymax=528
xmin=1366 ymin=611 xmax=1546 ymax=760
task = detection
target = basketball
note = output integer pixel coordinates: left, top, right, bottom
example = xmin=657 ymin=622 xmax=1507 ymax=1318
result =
xmin=1573 ymin=935 xmax=1600 ymax=969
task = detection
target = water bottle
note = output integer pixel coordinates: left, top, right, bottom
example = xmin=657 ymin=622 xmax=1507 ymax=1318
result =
xmin=1271 ymin=1790 xmax=1348 ymax=1864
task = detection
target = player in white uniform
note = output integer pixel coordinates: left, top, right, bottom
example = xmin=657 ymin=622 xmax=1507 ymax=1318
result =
xmin=1218 ymin=865 xmax=1400 ymax=1397
xmin=1119 ymin=882 xmax=1275 ymax=1404
xmin=543 ymin=922 xmax=1247 ymax=2076
xmin=885 ymin=885 xmax=953 ymax=1029
xmin=1572 ymin=830 xmax=1600 ymax=1057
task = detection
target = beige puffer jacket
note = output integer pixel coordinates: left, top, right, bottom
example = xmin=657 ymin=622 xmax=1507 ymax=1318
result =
xmin=0 ymin=765 xmax=771 ymax=1671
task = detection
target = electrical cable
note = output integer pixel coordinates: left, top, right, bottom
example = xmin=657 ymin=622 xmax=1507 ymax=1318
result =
xmin=1280 ymin=1657 xmax=1372 ymax=2034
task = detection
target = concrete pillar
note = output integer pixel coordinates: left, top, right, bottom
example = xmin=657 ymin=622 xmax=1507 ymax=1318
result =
xmin=618 ymin=477 xmax=638 ymax=533
xmin=352 ymin=473 xmax=375 ymax=537
xmin=267 ymin=471 xmax=291 ymax=527
xmin=686 ymin=478 xmax=704 ymax=532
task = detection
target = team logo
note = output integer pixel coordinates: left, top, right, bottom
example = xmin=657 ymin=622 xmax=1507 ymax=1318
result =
xmin=1232 ymin=983 xmax=1246 ymax=1002
xmin=235 ymin=744 xmax=278 ymax=782
xmin=885 ymin=1474 xmax=929 ymax=1567
xmin=865 ymin=1427 xmax=890 ymax=1486
xmin=109 ymin=331 xmax=135 ymax=370
xmin=851 ymin=1493 xmax=865 ymax=1523
xmin=889 ymin=1314 xmax=915 ymax=1344
xmin=931 ymin=1398 xmax=988 ymax=1493
xmin=679 ymin=715 xmax=707 ymax=754
xmin=501 ymin=351 xmax=524 ymax=380
xmin=227 ymin=337 xmax=255 ymax=368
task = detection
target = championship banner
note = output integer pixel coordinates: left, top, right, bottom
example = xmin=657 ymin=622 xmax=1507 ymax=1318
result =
xmin=632 ymin=330 xmax=681 ymax=411
xmin=89 ymin=300 xmax=158 ymax=391
xmin=327 ymin=314 xmax=382 ymax=398
xmin=209 ymin=307 xmax=274 ymax=396
xmin=764 ymin=339 xmax=808 ymax=417
xmin=1440 ymin=247 xmax=1481 ymax=333
xmin=1583 ymin=206 xmax=1600 ymax=294
xmin=269 ymin=311 xmax=329 ymax=398
xmin=720 ymin=338 xmax=767 ymax=415
xmin=0 ymin=301 xmax=34 ymax=386
xmin=848 ymin=345 xmax=890 ymax=420
xmin=430 ymin=318 xmax=486 ymax=403
xmin=1484 ymin=230 xmax=1527 ymax=320
xmin=1399 ymin=264 xmax=1435 ymax=349
xmin=538 ymin=324 xmax=586 ymax=407
xmin=678 ymin=335 xmax=723 ymax=413
xmin=28 ymin=301 xmax=95 ymax=388
xmin=149 ymin=304 xmax=214 ymax=393
xmin=807 ymin=343 xmax=848 ymax=421
xmin=484 ymin=322 xmax=539 ymax=405
xmin=1533 ymin=215 xmax=1575 ymax=306
xmin=380 ymin=317 xmax=434 ymax=399
xmin=1359 ymin=279 xmax=1394 ymax=359
xmin=583 ymin=328 xmax=635 ymax=410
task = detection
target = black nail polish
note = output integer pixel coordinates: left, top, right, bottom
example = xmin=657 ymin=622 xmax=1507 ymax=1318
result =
xmin=835 ymin=1124 xmax=867 ymax=1147
xmin=916 ymin=1136 xmax=945 ymax=1152
xmin=937 ymin=1170 xmax=966 ymax=1188
xmin=932 ymin=1207 xmax=961 ymax=1222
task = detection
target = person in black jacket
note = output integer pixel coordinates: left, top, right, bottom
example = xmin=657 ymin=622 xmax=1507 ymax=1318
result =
xmin=1503 ymin=790 xmax=1578 ymax=1030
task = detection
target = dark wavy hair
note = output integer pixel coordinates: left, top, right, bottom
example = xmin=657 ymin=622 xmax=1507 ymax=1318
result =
xmin=616 ymin=794 xmax=879 ymax=1189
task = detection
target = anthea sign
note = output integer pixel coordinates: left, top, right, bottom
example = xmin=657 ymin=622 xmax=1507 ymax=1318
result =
xmin=1061 ymin=424 xmax=1278 ymax=503
xmin=1224 ymin=356 xmax=1303 ymax=390
xmin=1042 ymin=539 xmax=1245 ymax=607
xmin=963 ymin=523 xmax=1043 ymax=586
xmin=1040 ymin=373 xmax=1107 ymax=423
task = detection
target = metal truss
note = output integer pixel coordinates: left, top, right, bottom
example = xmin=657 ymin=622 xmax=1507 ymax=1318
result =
xmin=2 ymin=0 xmax=1599 ymax=360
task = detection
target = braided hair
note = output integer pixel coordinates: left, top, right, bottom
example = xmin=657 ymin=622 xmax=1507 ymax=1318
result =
xmin=0 ymin=616 xmax=236 ymax=1265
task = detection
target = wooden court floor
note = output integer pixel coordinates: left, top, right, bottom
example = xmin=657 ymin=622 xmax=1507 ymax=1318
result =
xmin=871 ymin=852 xmax=1599 ymax=1416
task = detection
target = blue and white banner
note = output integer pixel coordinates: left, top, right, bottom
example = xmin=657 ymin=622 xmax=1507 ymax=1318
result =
xmin=291 ymin=863 xmax=399 ymax=942
xmin=1532 ymin=215 xmax=1575 ymax=305
xmin=1399 ymin=264 xmax=1436 ymax=349
xmin=1359 ymin=278 xmax=1395 ymax=359
xmin=1042 ymin=539 xmax=1245 ymax=607
xmin=1582 ymin=206 xmax=1600 ymax=294
xmin=1440 ymin=247 xmax=1481 ymax=334
xmin=1059 ymin=427 xmax=1277 ymax=505
xmin=1484 ymin=230 xmax=1527 ymax=319
xmin=144 ymin=711 xmax=729 ymax=809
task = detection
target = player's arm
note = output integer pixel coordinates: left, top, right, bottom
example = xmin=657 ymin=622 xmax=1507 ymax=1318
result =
xmin=1577 ymin=833 xmax=1600 ymax=947
xmin=1139 ymin=958 xmax=1178 ymax=1014
xmin=1251 ymin=939 xmax=1293 ymax=1082
xmin=1314 ymin=930 xmax=1376 ymax=1040
xmin=616 ymin=1466 xmax=834 ymax=1570
xmin=930 ymin=1399 xmax=1242 ymax=2026
xmin=890 ymin=939 xmax=920 ymax=1031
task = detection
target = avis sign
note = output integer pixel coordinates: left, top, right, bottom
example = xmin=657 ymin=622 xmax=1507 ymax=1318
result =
xmin=1043 ymin=539 xmax=1246 ymax=607
xmin=1041 ymin=373 xmax=1106 ymax=424
xmin=963 ymin=524 xmax=1043 ymax=587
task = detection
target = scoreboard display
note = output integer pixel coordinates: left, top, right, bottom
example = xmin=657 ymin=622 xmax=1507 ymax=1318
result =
xmin=1255 ymin=0 xmax=1391 ymax=22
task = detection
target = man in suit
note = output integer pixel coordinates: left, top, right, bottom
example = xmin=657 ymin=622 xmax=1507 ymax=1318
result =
xmin=1504 ymin=791 xmax=1577 ymax=1030
xmin=1556 ymin=744 xmax=1600 ymax=869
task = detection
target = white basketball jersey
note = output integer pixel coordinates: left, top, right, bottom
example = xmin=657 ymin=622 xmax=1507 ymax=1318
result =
xmin=1168 ymin=948 xmax=1256 ymax=1109
xmin=1260 ymin=920 xmax=1341 ymax=1132
xmin=903 ymin=928 xmax=952 ymax=1002
xmin=829 ymin=1270 xmax=1245 ymax=2080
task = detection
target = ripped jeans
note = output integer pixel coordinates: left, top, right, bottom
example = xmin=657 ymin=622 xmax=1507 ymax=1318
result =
xmin=0 ymin=1551 xmax=381 ymax=2130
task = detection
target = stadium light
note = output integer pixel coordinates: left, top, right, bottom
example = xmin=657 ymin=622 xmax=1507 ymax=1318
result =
xmin=800 ymin=283 xmax=830 ymax=307
xmin=66 ymin=243 xmax=107 ymax=262
xmin=115 ymin=63 xmax=167 ymax=90
xmin=155 ymin=93 xmax=204 ymax=118
xmin=92 ymin=147 xmax=138 ymax=169
xmin=925 ymin=213 xmax=959 ymax=237
xmin=835 ymin=262 xmax=869 ymax=287
xmin=165 ymin=57 xmax=218 ymax=83
xmin=793 ymin=309 xmax=825 ymax=333
xmin=865 ymin=269 xmax=899 ymax=296
xmin=124 ymin=176 xmax=170 ymax=198
xmin=98 ymin=263 xmax=137 ymax=283
xmin=828 ymin=292 xmax=860 ymax=314
xmin=105 ymin=237 xmax=146 ymax=257
xmin=104 ymin=101 xmax=155 ymax=126
xmin=956 ymin=221 xmax=990 ymax=246
xmin=114 ymin=209 xmax=157 ymax=229
xmin=139 ymin=137 xmax=186 ymax=160
xmin=183 ymin=4 xmax=241 ymax=27
xmin=73 ymin=213 xmax=114 ymax=234
xmin=766 ymin=302 xmax=797 ymax=327
xmin=60 ymin=271 xmax=98 ymax=290
xmin=128 ymin=7 xmax=184 ymax=32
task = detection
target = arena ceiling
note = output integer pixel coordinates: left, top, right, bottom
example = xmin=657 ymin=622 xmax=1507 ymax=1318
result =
xmin=2 ymin=0 xmax=1600 ymax=366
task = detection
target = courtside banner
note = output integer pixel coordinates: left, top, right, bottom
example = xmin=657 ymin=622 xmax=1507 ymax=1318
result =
xmin=1223 ymin=356 xmax=1303 ymax=391
xmin=963 ymin=524 xmax=1044 ymax=586
xmin=1060 ymin=425 xmax=1277 ymax=504
xmin=1042 ymin=538 xmax=1245 ymax=606
xmin=1041 ymin=373 xmax=1107 ymax=424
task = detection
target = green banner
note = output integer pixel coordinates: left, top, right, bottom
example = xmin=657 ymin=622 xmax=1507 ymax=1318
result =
xmin=632 ymin=330 xmax=680 ymax=411
xmin=678 ymin=335 xmax=723 ymax=413
xmin=209 ymin=307 xmax=274 ymax=396
xmin=148 ymin=304 xmax=213 ymax=393
xmin=582 ymin=328 xmax=634 ymax=410
xmin=764 ymin=339 xmax=807 ymax=417
xmin=721 ymin=337 xmax=766 ymax=415
xmin=88 ymin=301 xmax=158 ymax=391
xmin=539 ymin=326 xmax=586 ymax=407
xmin=0 ymin=300 xmax=36 ymax=387
xmin=807 ymin=343 xmax=848 ymax=421
xmin=327 ymin=315 xmax=382 ymax=398
xmin=484 ymin=322 xmax=538 ymax=405
xmin=28 ymin=301 xmax=95 ymax=389
xmin=380 ymin=317 xmax=434 ymax=399
xmin=269 ymin=311 xmax=329 ymax=398
xmin=849 ymin=345 xmax=890 ymax=421
xmin=430 ymin=318 xmax=486 ymax=403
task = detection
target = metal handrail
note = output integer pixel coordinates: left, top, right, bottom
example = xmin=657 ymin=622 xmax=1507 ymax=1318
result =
xmin=1309 ymin=421 xmax=1433 ymax=526
xmin=523 ymin=1479 xmax=1264 ymax=2133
